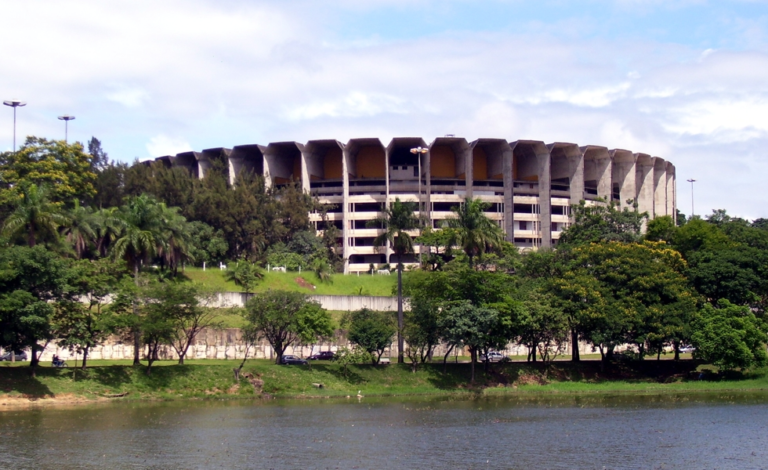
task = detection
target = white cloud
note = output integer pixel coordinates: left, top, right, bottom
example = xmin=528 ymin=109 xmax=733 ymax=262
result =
xmin=1 ymin=0 xmax=768 ymax=218
xmin=146 ymin=135 xmax=193 ymax=157
xmin=105 ymin=86 xmax=149 ymax=108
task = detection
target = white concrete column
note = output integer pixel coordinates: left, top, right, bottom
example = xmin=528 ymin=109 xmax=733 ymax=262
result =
xmin=666 ymin=162 xmax=676 ymax=223
xmin=537 ymin=149 xmax=552 ymax=249
xmin=502 ymin=144 xmax=514 ymax=242
xmin=653 ymin=157 xmax=667 ymax=217
xmin=635 ymin=153 xmax=654 ymax=217
xmin=610 ymin=149 xmax=637 ymax=210
xmin=342 ymin=148 xmax=352 ymax=274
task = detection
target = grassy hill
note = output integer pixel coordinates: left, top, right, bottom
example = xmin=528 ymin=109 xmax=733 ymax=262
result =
xmin=182 ymin=267 xmax=397 ymax=297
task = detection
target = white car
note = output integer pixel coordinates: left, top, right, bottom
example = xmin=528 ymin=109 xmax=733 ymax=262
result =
xmin=378 ymin=356 xmax=391 ymax=364
xmin=679 ymin=345 xmax=695 ymax=354
xmin=480 ymin=351 xmax=508 ymax=362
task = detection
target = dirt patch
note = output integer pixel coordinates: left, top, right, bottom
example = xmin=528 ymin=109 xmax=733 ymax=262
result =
xmin=514 ymin=373 xmax=549 ymax=386
xmin=295 ymin=277 xmax=316 ymax=290
xmin=0 ymin=393 xmax=107 ymax=410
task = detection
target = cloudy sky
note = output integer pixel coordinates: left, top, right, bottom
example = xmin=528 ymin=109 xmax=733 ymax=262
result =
xmin=1 ymin=0 xmax=767 ymax=218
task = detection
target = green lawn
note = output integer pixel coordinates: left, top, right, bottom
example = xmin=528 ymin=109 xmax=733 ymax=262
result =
xmin=2 ymin=359 xmax=767 ymax=404
xmin=183 ymin=268 xmax=397 ymax=296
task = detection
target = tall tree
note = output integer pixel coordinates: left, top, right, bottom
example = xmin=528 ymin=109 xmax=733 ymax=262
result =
xmin=54 ymin=259 xmax=128 ymax=368
xmin=243 ymin=290 xmax=333 ymax=364
xmin=2 ymin=184 xmax=67 ymax=247
xmin=0 ymin=136 xmax=96 ymax=206
xmin=344 ymin=308 xmax=396 ymax=364
xmin=0 ymin=246 xmax=73 ymax=371
xmin=369 ymin=198 xmax=420 ymax=364
xmin=61 ymin=200 xmax=98 ymax=258
xmin=557 ymin=198 xmax=647 ymax=248
xmin=111 ymin=194 xmax=168 ymax=365
xmin=446 ymin=197 xmax=504 ymax=268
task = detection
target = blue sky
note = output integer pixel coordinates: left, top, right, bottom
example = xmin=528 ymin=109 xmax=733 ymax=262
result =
xmin=1 ymin=0 xmax=768 ymax=218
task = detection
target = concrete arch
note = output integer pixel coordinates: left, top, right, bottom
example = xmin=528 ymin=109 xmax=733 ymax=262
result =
xmin=264 ymin=141 xmax=304 ymax=189
xmin=610 ymin=149 xmax=636 ymax=209
xmin=229 ymin=144 xmax=266 ymax=186
xmin=582 ymin=145 xmax=611 ymax=201
xmin=173 ymin=152 xmax=200 ymax=179
xmin=511 ymin=140 xmax=550 ymax=248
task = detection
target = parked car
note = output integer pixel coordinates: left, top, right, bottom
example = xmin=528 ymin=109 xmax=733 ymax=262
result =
xmin=0 ymin=351 xmax=27 ymax=361
xmin=378 ymin=356 xmax=391 ymax=364
xmin=679 ymin=345 xmax=696 ymax=354
xmin=280 ymin=355 xmax=308 ymax=365
xmin=308 ymin=351 xmax=335 ymax=360
xmin=479 ymin=351 xmax=508 ymax=363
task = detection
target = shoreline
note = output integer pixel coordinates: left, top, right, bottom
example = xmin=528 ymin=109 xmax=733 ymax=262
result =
xmin=3 ymin=360 xmax=768 ymax=411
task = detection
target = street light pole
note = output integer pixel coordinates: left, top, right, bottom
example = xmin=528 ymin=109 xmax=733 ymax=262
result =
xmin=3 ymin=99 xmax=27 ymax=152
xmin=58 ymin=115 xmax=75 ymax=143
xmin=686 ymin=179 xmax=696 ymax=219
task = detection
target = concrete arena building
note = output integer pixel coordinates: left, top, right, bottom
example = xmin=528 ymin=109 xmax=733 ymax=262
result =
xmin=149 ymin=137 xmax=676 ymax=273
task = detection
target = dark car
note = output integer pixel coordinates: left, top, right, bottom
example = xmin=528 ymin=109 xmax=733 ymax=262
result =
xmin=308 ymin=351 xmax=335 ymax=360
xmin=280 ymin=355 xmax=308 ymax=365
xmin=0 ymin=351 xmax=27 ymax=361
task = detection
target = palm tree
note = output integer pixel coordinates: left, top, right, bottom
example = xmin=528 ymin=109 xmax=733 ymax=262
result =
xmin=61 ymin=200 xmax=97 ymax=258
xmin=369 ymin=198 xmax=420 ymax=364
xmin=111 ymin=194 xmax=167 ymax=365
xmin=2 ymin=184 xmax=67 ymax=247
xmin=447 ymin=197 xmax=504 ymax=268
xmin=94 ymin=206 xmax=123 ymax=257
xmin=157 ymin=205 xmax=193 ymax=274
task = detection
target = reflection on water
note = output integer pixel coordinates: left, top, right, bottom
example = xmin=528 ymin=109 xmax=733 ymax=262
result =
xmin=1 ymin=393 xmax=768 ymax=469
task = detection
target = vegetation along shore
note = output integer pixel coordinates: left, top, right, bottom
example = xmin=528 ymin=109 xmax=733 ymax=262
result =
xmin=2 ymin=137 xmax=768 ymax=408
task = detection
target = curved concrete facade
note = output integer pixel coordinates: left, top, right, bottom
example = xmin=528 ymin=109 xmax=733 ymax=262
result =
xmin=149 ymin=137 xmax=676 ymax=273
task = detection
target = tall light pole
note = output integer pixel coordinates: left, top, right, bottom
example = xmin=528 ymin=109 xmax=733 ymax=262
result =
xmin=58 ymin=115 xmax=75 ymax=143
xmin=410 ymin=147 xmax=428 ymax=217
xmin=687 ymin=178 xmax=696 ymax=218
xmin=410 ymin=146 xmax=428 ymax=265
xmin=3 ymin=99 xmax=26 ymax=152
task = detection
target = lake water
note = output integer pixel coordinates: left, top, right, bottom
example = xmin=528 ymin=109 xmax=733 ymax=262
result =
xmin=1 ymin=393 xmax=768 ymax=469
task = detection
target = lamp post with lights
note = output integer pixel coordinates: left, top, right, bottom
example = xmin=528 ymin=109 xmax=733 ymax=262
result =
xmin=687 ymin=178 xmax=696 ymax=219
xmin=58 ymin=115 xmax=75 ymax=143
xmin=3 ymin=99 xmax=26 ymax=152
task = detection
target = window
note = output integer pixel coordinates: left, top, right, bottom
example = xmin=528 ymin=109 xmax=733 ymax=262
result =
xmin=519 ymin=221 xmax=528 ymax=230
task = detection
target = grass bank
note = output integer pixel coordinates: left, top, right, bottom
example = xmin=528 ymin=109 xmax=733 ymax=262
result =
xmin=2 ymin=359 xmax=767 ymax=407
xmin=183 ymin=268 xmax=397 ymax=297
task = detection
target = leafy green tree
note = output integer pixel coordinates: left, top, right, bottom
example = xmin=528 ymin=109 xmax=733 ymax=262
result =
xmin=692 ymin=300 xmax=768 ymax=371
xmin=111 ymin=194 xmax=169 ymax=365
xmin=0 ymin=246 xmax=73 ymax=371
xmin=141 ymin=281 xmax=221 ymax=365
xmin=54 ymin=259 xmax=128 ymax=368
xmin=332 ymin=346 xmax=372 ymax=376
xmin=415 ymin=226 xmax=455 ymax=271
xmin=188 ymin=221 xmax=229 ymax=266
xmin=438 ymin=301 xmax=500 ymax=382
xmin=557 ymin=198 xmax=646 ymax=248
xmin=369 ymin=198 xmax=420 ymax=364
xmin=516 ymin=287 xmax=568 ymax=363
xmin=446 ymin=197 xmax=504 ymax=268
xmin=344 ymin=308 xmax=396 ymax=364
xmin=645 ymin=215 xmax=676 ymax=243
xmin=0 ymin=136 xmax=96 ymax=206
xmin=243 ymin=290 xmax=333 ymax=364
xmin=225 ymin=260 xmax=264 ymax=294
xmin=2 ymin=184 xmax=67 ymax=247
xmin=554 ymin=241 xmax=698 ymax=362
